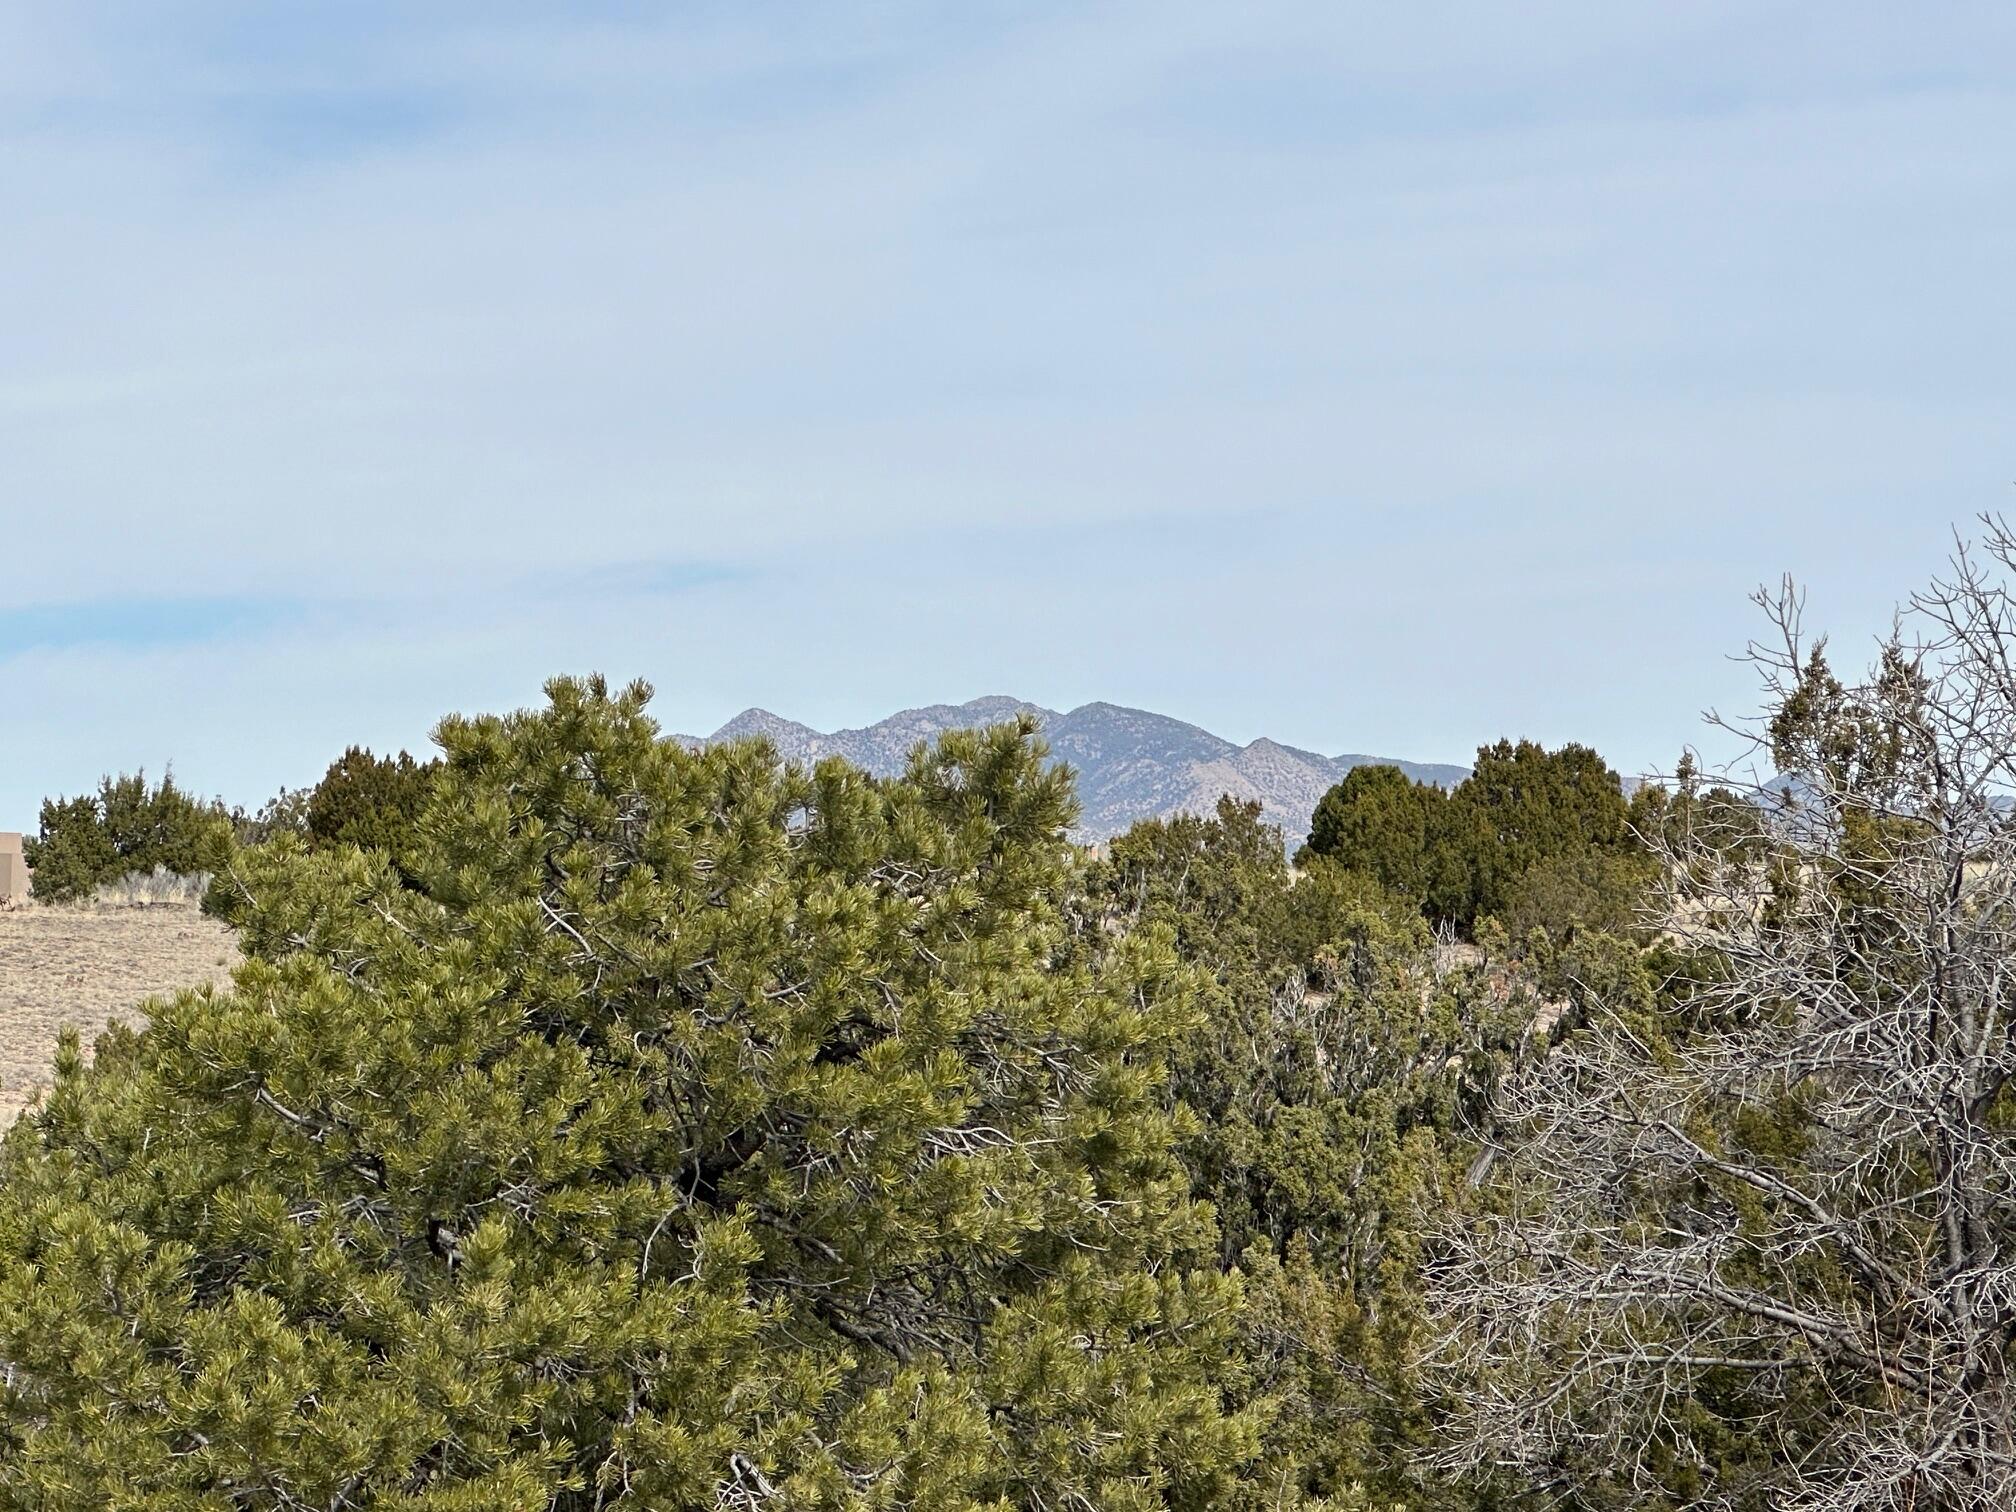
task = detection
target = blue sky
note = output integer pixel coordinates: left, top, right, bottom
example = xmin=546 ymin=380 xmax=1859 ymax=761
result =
xmin=4 ymin=3 xmax=2013 ymax=827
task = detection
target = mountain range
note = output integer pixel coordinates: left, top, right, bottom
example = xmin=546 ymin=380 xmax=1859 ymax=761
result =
xmin=675 ymin=697 xmax=1469 ymax=848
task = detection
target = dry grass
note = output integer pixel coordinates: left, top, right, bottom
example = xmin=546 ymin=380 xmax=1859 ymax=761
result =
xmin=0 ymin=899 xmax=239 ymax=1125
xmin=94 ymin=866 xmax=214 ymax=909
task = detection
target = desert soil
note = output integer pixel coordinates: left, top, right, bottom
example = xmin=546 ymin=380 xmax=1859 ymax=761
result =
xmin=0 ymin=903 xmax=239 ymax=1125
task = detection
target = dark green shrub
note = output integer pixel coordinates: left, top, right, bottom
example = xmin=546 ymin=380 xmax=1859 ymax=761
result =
xmin=304 ymin=746 xmax=437 ymax=859
xmin=1305 ymin=738 xmax=1650 ymax=936
xmin=24 ymin=770 xmax=232 ymax=903
xmin=22 ymin=794 xmax=118 ymax=902
xmin=1492 ymin=848 xmax=1659 ymax=946
xmin=1299 ymin=762 xmax=1443 ymax=897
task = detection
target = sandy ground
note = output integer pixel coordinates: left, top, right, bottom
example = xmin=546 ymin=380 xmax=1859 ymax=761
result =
xmin=0 ymin=902 xmax=239 ymax=1125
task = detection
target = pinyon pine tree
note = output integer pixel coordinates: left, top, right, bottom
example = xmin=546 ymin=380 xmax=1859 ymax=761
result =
xmin=0 ymin=676 xmax=1252 ymax=1510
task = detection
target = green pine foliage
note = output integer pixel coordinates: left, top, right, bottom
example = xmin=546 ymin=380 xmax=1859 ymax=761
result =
xmin=207 ymin=750 xmax=437 ymax=921
xmin=2 ymin=691 xmax=1697 ymax=1507
xmin=1091 ymin=799 xmax=1527 ymax=1509
xmin=22 ymin=769 xmax=233 ymax=902
xmin=0 ymin=678 xmax=1255 ymax=1510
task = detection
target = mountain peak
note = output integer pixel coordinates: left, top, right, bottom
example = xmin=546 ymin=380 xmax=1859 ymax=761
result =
xmin=678 ymin=696 xmax=1464 ymax=848
xmin=710 ymin=707 xmax=821 ymax=745
xmin=951 ymin=695 xmax=1048 ymax=722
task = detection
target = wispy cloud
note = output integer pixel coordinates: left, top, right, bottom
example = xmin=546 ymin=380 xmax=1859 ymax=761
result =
xmin=533 ymin=559 xmax=751 ymax=600
xmin=0 ymin=596 xmax=305 ymax=658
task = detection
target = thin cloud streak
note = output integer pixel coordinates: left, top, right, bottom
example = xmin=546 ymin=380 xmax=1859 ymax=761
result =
xmin=0 ymin=596 xmax=306 ymax=658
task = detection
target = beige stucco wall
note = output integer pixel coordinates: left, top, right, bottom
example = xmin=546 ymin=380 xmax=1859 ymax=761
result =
xmin=0 ymin=834 xmax=28 ymax=904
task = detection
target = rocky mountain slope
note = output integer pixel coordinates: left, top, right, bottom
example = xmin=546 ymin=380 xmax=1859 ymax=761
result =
xmin=679 ymin=698 xmax=1468 ymax=848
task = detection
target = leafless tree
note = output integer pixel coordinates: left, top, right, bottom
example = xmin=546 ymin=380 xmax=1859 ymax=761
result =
xmin=1430 ymin=522 xmax=2016 ymax=1509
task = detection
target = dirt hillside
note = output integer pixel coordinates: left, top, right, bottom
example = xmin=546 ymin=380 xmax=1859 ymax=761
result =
xmin=0 ymin=903 xmax=239 ymax=1124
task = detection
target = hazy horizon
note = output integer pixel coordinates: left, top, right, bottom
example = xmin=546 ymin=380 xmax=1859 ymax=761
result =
xmin=6 ymin=4 xmax=2013 ymax=827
